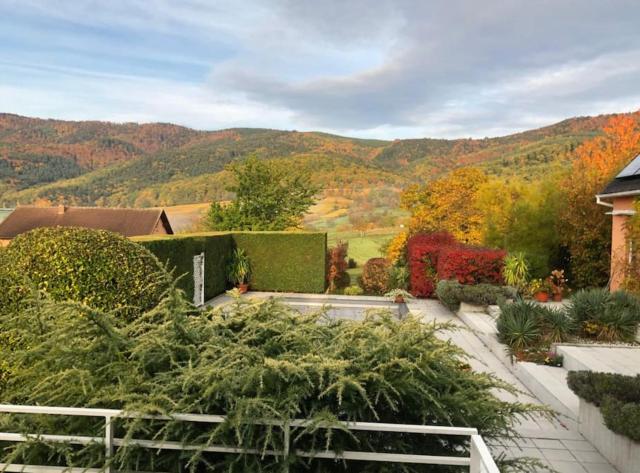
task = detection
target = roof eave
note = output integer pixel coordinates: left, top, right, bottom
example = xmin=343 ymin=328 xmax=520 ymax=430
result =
xmin=595 ymin=190 xmax=640 ymax=207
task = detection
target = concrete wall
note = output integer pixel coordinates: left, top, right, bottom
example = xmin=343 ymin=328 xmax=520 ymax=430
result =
xmin=578 ymin=399 xmax=640 ymax=473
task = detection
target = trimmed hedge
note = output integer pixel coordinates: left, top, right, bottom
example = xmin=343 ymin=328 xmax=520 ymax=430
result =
xmin=436 ymin=280 xmax=516 ymax=310
xmin=137 ymin=231 xmax=327 ymax=298
xmin=136 ymin=233 xmax=233 ymax=301
xmin=231 ymin=232 xmax=326 ymax=293
xmin=568 ymin=371 xmax=640 ymax=442
xmin=5 ymin=227 xmax=171 ymax=320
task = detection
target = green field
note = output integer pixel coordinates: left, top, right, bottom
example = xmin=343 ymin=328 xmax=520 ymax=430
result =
xmin=328 ymin=229 xmax=400 ymax=281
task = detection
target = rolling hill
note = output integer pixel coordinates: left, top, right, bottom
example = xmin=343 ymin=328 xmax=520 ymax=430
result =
xmin=1 ymin=112 xmax=637 ymax=231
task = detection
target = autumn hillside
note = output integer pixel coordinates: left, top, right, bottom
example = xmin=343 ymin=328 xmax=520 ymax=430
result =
xmin=1 ymin=112 xmax=637 ymax=214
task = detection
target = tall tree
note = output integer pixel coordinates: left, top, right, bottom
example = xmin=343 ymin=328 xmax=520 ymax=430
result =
xmin=560 ymin=115 xmax=640 ymax=287
xmin=477 ymin=175 xmax=565 ymax=278
xmin=401 ymin=167 xmax=488 ymax=244
xmin=205 ymin=157 xmax=319 ymax=231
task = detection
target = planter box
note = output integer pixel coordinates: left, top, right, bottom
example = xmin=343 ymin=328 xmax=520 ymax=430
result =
xmin=578 ymin=399 xmax=640 ymax=473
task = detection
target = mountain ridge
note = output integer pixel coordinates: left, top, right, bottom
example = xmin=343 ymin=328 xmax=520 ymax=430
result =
xmin=0 ymin=111 xmax=636 ymax=210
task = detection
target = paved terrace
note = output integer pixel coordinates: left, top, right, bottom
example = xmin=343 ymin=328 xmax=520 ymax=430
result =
xmin=406 ymin=299 xmax=619 ymax=473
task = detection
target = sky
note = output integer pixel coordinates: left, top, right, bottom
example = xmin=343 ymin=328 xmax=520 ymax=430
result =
xmin=1 ymin=0 xmax=640 ymax=140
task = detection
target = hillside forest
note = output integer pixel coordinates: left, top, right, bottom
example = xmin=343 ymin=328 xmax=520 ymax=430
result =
xmin=2 ymin=111 xmax=640 ymax=287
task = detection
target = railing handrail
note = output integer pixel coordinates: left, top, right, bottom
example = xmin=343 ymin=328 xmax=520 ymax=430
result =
xmin=0 ymin=403 xmax=500 ymax=473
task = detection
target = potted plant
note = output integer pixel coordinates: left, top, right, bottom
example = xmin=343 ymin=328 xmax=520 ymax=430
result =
xmin=547 ymin=269 xmax=568 ymax=302
xmin=528 ymin=278 xmax=551 ymax=303
xmin=227 ymin=248 xmax=251 ymax=293
xmin=384 ymin=289 xmax=413 ymax=304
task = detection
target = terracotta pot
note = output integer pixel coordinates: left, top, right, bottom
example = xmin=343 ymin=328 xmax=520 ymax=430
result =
xmin=534 ymin=291 xmax=549 ymax=303
xmin=552 ymin=293 xmax=563 ymax=302
xmin=395 ymin=295 xmax=405 ymax=304
xmin=238 ymin=283 xmax=249 ymax=294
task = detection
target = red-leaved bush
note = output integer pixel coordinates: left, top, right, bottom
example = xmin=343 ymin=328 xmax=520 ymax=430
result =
xmin=437 ymin=246 xmax=506 ymax=285
xmin=326 ymin=241 xmax=350 ymax=293
xmin=407 ymin=232 xmax=506 ymax=297
xmin=407 ymin=232 xmax=457 ymax=297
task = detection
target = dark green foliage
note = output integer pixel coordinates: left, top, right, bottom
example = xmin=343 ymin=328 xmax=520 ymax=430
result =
xmin=435 ymin=280 xmax=516 ymax=310
xmin=568 ymin=371 xmax=640 ymax=442
xmin=231 ymin=232 xmax=327 ymax=293
xmin=360 ymin=258 xmax=391 ymax=295
xmin=567 ymin=289 xmax=640 ymax=341
xmin=537 ymin=306 xmax=574 ymax=344
xmin=0 ymin=248 xmax=30 ymax=316
xmin=136 ymin=233 xmax=234 ymax=301
xmin=566 ymin=289 xmax=611 ymax=325
xmin=0 ymin=289 xmax=548 ymax=472
xmin=389 ymin=264 xmax=410 ymax=290
xmin=138 ymin=231 xmax=327 ymax=297
xmin=205 ymin=157 xmax=319 ymax=231
xmin=496 ymin=301 xmax=542 ymax=351
xmin=4 ymin=227 xmax=171 ymax=320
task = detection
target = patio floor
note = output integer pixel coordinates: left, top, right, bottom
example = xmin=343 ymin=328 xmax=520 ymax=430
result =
xmin=406 ymin=299 xmax=619 ymax=473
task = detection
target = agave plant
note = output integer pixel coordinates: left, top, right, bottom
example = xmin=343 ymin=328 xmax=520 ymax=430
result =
xmin=496 ymin=300 xmax=542 ymax=352
xmin=566 ymin=289 xmax=610 ymax=325
xmin=538 ymin=306 xmax=574 ymax=344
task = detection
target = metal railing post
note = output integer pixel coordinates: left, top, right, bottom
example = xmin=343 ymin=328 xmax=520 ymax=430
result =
xmin=104 ymin=416 xmax=114 ymax=473
xmin=469 ymin=435 xmax=480 ymax=473
xmin=282 ymin=422 xmax=290 ymax=473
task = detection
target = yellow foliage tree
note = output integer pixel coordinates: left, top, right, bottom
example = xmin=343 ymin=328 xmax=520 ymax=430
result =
xmin=386 ymin=231 xmax=409 ymax=263
xmin=401 ymin=167 xmax=488 ymax=244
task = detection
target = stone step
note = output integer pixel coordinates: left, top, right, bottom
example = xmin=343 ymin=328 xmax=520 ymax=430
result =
xmin=457 ymin=309 xmax=580 ymax=425
xmin=556 ymin=344 xmax=640 ymax=375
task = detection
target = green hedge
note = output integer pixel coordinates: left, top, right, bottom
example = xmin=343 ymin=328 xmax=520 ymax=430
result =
xmin=136 ymin=231 xmax=327 ymax=300
xmin=436 ymin=280 xmax=517 ymax=310
xmin=135 ymin=233 xmax=233 ymax=301
xmin=568 ymin=371 xmax=640 ymax=442
xmin=231 ymin=232 xmax=327 ymax=293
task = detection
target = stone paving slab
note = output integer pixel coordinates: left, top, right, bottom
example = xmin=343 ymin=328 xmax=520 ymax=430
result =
xmin=405 ymin=299 xmax=620 ymax=473
xmin=556 ymin=345 xmax=640 ymax=376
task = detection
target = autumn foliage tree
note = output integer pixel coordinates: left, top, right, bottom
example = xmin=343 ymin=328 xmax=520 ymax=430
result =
xmin=401 ymin=167 xmax=488 ymax=244
xmin=561 ymin=115 xmax=640 ymax=288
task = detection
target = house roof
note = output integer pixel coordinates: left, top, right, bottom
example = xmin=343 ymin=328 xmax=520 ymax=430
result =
xmin=598 ymin=153 xmax=640 ymax=199
xmin=0 ymin=206 xmax=173 ymax=239
xmin=0 ymin=208 xmax=13 ymax=224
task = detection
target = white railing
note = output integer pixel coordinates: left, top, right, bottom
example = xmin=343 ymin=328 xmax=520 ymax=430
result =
xmin=0 ymin=404 xmax=500 ymax=473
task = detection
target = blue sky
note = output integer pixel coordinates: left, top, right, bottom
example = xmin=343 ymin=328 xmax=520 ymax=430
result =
xmin=1 ymin=0 xmax=640 ymax=139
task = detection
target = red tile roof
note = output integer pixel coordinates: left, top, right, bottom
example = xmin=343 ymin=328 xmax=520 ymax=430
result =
xmin=0 ymin=206 xmax=173 ymax=239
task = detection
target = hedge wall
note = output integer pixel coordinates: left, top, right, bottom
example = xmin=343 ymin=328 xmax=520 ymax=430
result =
xmin=135 ymin=231 xmax=326 ymax=300
xmin=231 ymin=232 xmax=327 ymax=293
xmin=134 ymin=233 xmax=233 ymax=301
xmin=568 ymin=371 xmax=640 ymax=442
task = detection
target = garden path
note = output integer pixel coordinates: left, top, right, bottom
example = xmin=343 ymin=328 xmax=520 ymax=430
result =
xmin=406 ymin=298 xmax=619 ymax=473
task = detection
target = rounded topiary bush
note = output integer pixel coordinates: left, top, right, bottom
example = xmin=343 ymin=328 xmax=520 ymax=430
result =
xmin=5 ymin=227 xmax=172 ymax=319
xmin=359 ymin=257 xmax=391 ymax=295
xmin=0 ymin=247 xmax=30 ymax=316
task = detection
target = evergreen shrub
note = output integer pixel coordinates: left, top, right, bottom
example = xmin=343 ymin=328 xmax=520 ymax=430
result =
xmin=436 ymin=280 xmax=515 ymax=310
xmin=0 ymin=291 xmax=547 ymax=472
xmin=568 ymin=371 xmax=640 ymax=442
xmin=5 ymin=227 xmax=171 ymax=320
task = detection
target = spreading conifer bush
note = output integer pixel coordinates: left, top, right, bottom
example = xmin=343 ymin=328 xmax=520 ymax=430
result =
xmin=3 ymin=227 xmax=171 ymax=319
xmin=0 ymin=289 xmax=547 ymax=472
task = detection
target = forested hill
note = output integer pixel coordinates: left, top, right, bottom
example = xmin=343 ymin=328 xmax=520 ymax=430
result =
xmin=0 ymin=112 xmax=632 ymax=208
